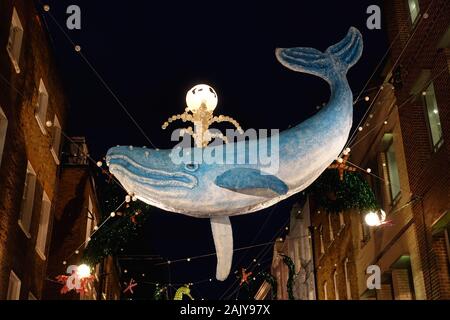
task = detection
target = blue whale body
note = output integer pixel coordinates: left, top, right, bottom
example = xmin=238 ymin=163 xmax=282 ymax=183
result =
xmin=106 ymin=27 xmax=363 ymax=281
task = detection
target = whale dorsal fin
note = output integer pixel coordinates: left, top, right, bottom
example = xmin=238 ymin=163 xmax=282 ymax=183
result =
xmin=211 ymin=216 xmax=233 ymax=281
xmin=215 ymin=168 xmax=288 ymax=197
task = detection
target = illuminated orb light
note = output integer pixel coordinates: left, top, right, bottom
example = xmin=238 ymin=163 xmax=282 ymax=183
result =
xmin=77 ymin=264 xmax=91 ymax=279
xmin=364 ymin=209 xmax=386 ymax=227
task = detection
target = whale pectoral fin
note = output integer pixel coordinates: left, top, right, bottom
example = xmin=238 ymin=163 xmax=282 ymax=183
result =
xmin=215 ymin=168 xmax=288 ymax=197
xmin=210 ymin=217 xmax=233 ymax=281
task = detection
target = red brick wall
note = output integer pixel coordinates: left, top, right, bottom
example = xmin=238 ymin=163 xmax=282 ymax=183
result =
xmin=311 ymin=203 xmax=359 ymax=300
xmin=384 ymin=0 xmax=450 ymax=299
xmin=0 ymin=0 xmax=68 ymax=299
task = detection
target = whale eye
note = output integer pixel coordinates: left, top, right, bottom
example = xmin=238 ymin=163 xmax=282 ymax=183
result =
xmin=184 ymin=163 xmax=199 ymax=172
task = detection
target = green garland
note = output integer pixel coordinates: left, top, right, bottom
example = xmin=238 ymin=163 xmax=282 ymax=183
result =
xmin=82 ymin=182 xmax=152 ymax=265
xmin=260 ymin=272 xmax=277 ymax=299
xmin=308 ymin=169 xmax=378 ymax=213
xmin=281 ymin=255 xmax=296 ymax=300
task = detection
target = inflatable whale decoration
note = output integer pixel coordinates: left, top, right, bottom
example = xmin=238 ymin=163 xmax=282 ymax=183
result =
xmin=106 ymin=27 xmax=363 ymax=281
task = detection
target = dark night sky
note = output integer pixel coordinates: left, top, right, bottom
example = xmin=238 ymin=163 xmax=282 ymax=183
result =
xmin=41 ymin=0 xmax=387 ymax=299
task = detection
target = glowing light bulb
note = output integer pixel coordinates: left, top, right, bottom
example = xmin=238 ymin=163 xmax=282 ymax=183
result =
xmin=77 ymin=264 xmax=91 ymax=279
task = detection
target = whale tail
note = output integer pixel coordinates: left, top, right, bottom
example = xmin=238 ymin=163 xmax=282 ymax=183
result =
xmin=275 ymin=27 xmax=363 ymax=83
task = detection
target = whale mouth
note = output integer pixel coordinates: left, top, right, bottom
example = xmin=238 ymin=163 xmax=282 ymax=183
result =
xmin=107 ymin=154 xmax=197 ymax=189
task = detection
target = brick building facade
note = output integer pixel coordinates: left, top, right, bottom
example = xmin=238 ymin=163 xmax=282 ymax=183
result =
xmin=0 ymin=0 xmax=68 ymax=300
xmin=383 ymin=0 xmax=450 ymax=299
xmin=43 ymin=138 xmax=121 ymax=300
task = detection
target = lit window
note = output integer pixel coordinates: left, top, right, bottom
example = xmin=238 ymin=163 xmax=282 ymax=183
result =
xmin=319 ymin=225 xmax=325 ymax=254
xmin=408 ymin=0 xmax=420 ymax=24
xmin=36 ymin=191 xmax=51 ymax=260
xmin=6 ymin=8 xmax=23 ymax=74
xmin=6 ymin=271 xmax=21 ymax=300
xmin=86 ymin=196 xmax=95 ymax=247
xmin=35 ymin=79 xmax=49 ymax=135
xmin=424 ymin=82 xmax=444 ymax=151
xmin=18 ymin=162 xmax=37 ymax=238
xmin=333 ymin=270 xmax=340 ymax=300
xmin=344 ymin=258 xmax=352 ymax=300
xmin=50 ymin=115 xmax=62 ymax=164
xmin=339 ymin=212 xmax=345 ymax=228
xmin=384 ymin=134 xmax=401 ymax=202
xmin=0 ymin=106 xmax=8 ymax=168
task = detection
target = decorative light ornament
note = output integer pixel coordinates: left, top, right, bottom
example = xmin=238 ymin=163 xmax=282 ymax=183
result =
xmin=110 ymin=212 xmax=116 ymax=218
xmin=96 ymin=161 xmax=102 ymax=167
xmin=63 ymin=261 xmax=67 ymax=265
xmin=384 ymin=121 xmax=388 ymax=125
xmin=74 ymin=45 xmax=81 ymax=52
xmin=364 ymin=209 xmax=386 ymax=227
xmin=93 ymin=226 xmax=99 ymax=231
xmin=358 ymin=126 xmax=363 ymax=131
xmin=125 ymin=195 xmax=131 ymax=203
xmin=76 ymin=264 xmax=92 ymax=279
xmin=43 ymin=4 xmax=50 ymax=12
xmin=366 ymin=168 xmax=372 ymax=173
xmin=162 ymin=84 xmax=243 ymax=148
xmin=75 ymin=250 xmax=79 ymax=255
xmin=364 ymin=96 xmax=370 ymax=102
xmin=45 ymin=120 xmax=53 ymax=127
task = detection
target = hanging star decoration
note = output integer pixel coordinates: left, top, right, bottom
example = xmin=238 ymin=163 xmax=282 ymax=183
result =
xmin=123 ymin=278 xmax=138 ymax=294
xmin=328 ymin=152 xmax=357 ymax=181
xmin=130 ymin=210 xmax=142 ymax=225
xmin=174 ymin=284 xmax=194 ymax=300
xmin=239 ymin=268 xmax=253 ymax=286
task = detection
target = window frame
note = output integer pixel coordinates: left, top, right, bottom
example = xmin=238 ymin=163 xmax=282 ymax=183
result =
xmin=0 ymin=106 xmax=8 ymax=168
xmin=384 ymin=135 xmax=402 ymax=204
xmin=35 ymin=191 xmax=51 ymax=260
xmin=35 ymin=79 xmax=49 ymax=135
xmin=6 ymin=7 xmax=23 ymax=74
xmin=333 ymin=270 xmax=340 ymax=300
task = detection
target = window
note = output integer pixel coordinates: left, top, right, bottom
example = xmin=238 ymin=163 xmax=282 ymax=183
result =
xmin=0 ymin=106 xmax=8 ymax=168
xmin=28 ymin=292 xmax=37 ymax=300
xmin=339 ymin=212 xmax=345 ymax=228
xmin=407 ymin=0 xmax=420 ymax=24
xmin=50 ymin=115 xmax=62 ymax=164
xmin=36 ymin=191 xmax=51 ymax=260
xmin=333 ymin=270 xmax=340 ymax=300
xmin=35 ymin=79 xmax=49 ymax=135
xmin=323 ymin=281 xmax=328 ymax=300
xmin=6 ymin=271 xmax=21 ymax=300
xmin=18 ymin=162 xmax=37 ymax=238
xmin=424 ymin=82 xmax=444 ymax=151
xmin=344 ymin=258 xmax=352 ymax=300
xmin=328 ymin=214 xmax=334 ymax=241
xmin=6 ymin=8 xmax=23 ymax=74
xmin=383 ymin=134 xmax=401 ymax=202
xmin=85 ymin=196 xmax=94 ymax=247
xmin=319 ymin=225 xmax=325 ymax=254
